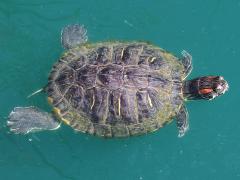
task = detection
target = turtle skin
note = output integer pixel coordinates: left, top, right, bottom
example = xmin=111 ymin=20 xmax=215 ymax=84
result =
xmin=46 ymin=42 xmax=185 ymax=137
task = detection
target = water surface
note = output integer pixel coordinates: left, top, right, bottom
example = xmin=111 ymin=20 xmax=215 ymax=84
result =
xmin=0 ymin=0 xmax=239 ymax=179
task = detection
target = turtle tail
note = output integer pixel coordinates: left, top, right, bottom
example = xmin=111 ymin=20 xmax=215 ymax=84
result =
xmin=27 ymin=85 xmax=47 ymax=98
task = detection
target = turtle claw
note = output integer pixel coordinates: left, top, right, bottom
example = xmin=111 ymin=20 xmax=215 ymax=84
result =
xmin=8 ymin=121 xmax=30 ymax=135
xmin=178 ymin=124 xmax=189 ymax=138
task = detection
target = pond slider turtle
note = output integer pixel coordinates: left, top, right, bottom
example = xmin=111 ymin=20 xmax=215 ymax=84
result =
xmin=7 ymin=24 xmax=229 ymax=137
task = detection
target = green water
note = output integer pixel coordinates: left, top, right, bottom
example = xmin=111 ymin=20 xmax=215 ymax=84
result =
xmin=0 ymin=0 xmax=239 ymax=179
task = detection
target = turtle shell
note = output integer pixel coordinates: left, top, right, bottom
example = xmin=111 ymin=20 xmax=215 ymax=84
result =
xmin=46 ymin=42 xmax=185 ymax=137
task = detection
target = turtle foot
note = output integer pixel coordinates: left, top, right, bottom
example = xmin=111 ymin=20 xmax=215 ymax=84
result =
xmin=61 ymin=24 xmax=88 ymax=49
xmin=181 ymin=50 xmax=192 ymax=79
xmin=7 ymin=106 xmax=60 ymax=134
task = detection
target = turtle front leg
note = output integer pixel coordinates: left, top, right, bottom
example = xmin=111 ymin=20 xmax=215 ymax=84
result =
xmin=7 ymin=107 xmax=60 ymax=134
xmin=176 ymin=105 xmax=189 ymax=137
xmin=181 ymin=50 xmax=192 ymax=79
xmin=61 ymin=24 xmax=88 ymax=49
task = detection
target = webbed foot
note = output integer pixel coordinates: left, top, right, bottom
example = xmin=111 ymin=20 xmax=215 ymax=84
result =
xmin=176 ymin=105 xmax=189 ymax=137
xmin=7 ymin=107 xmax=60 ymax=134
xmin=181 ymin=50 xmax=193 ymax=79
xmin=61 ymin=24 xmax=88 ymax=49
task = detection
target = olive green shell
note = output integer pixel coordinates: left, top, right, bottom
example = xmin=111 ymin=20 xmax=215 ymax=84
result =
xmin=46 ymin=41 xmax=185 ymax=137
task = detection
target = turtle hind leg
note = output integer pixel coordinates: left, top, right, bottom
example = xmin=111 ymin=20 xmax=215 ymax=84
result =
xmin=181 ymin=50 xmax=193 ymax=79
xmin=7 ymin=107 xmax=60 ymax=134
xmin=176 ymin=105 xmax=189 ymax=137
xmin=61 ymin=24 xmax=88 ymax=49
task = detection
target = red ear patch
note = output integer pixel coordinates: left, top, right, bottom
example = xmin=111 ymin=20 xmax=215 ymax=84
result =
xmin=199 ymin=88 xmax=213 ymax=94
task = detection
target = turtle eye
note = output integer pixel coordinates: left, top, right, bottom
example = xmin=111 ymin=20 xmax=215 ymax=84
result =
xmin=219 ymin=76 xmax=224 ymax=81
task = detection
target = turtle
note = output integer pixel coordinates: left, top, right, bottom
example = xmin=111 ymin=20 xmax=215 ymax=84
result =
xmin=7 ymin=24 xmax=229 ymax=138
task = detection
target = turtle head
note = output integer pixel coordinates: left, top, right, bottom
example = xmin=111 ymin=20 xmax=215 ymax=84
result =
xmin=183 ymin=76 xmax=229 ymax=100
